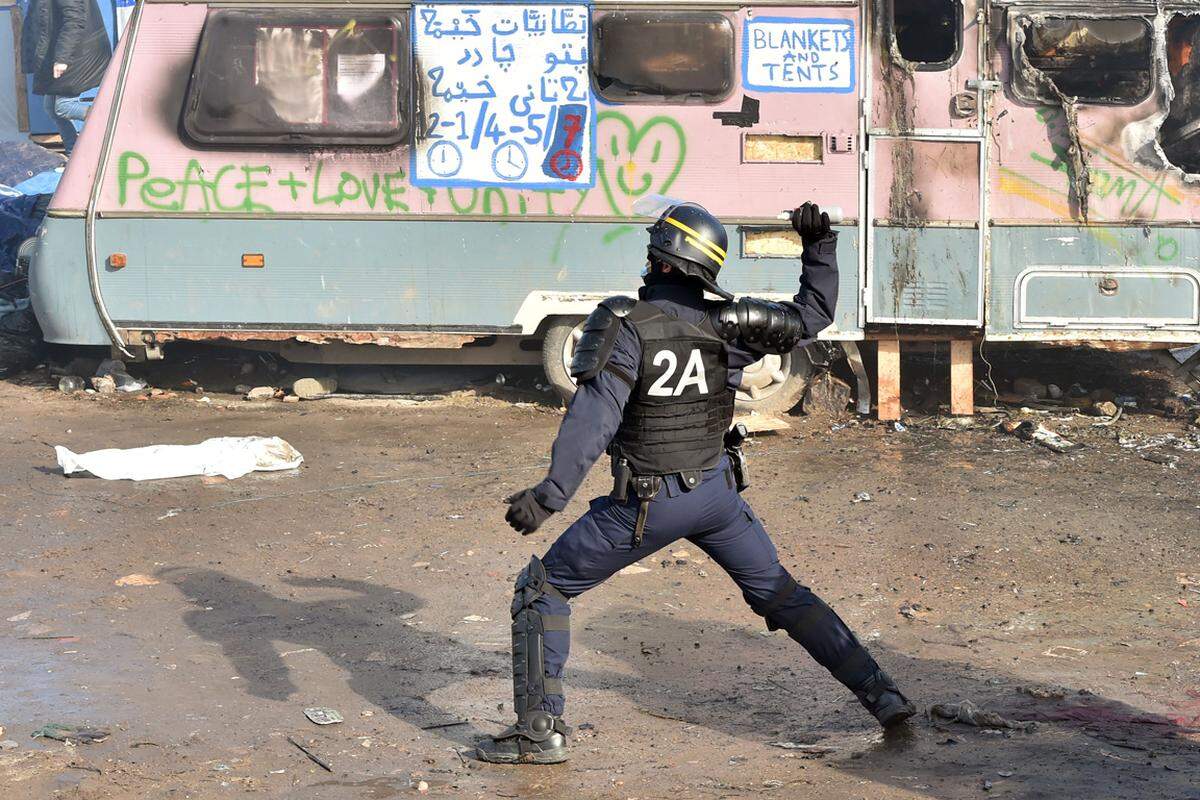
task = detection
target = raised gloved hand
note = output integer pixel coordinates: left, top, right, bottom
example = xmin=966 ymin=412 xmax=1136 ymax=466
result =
xmin=504 ymin=488 xmax=555 ymax=535
xmin=791 ymin=202 xmax=831 ymax=247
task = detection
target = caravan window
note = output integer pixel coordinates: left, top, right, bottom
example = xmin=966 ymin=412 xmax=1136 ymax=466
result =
xmin=1014 ymin=16 xmax=1153 ymax=105
xmin=183 ymin=10 xmax=410 ymax=146
xmin=891 ymin=0 xmax=962 ymax=69
xmin=592 ymin=12 xmax=734 ymax=103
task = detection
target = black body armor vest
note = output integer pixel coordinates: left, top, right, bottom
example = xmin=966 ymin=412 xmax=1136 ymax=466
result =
xmin=613 ymin=301 xmax=736 ymax=476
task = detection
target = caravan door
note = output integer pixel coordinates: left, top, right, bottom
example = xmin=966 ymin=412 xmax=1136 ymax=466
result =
xmin=865 ymin=0 xmax=988 ymax=326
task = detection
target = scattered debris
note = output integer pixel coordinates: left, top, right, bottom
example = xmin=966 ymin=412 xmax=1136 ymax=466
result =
xmin=245 ymin=386 xmax=278 ymax=401
xmin=303 ymin=707 xmax=343 ymax=726
xmin=31 ymin=724 xmax=111 ymax=744
xmin=1012 ymin=378 xmax=1049 ymax=400
xmin=928 ymin=701 xmax=1036 ymax=733
xmin=1016 ymin=685 xmax=1069 ymax=701
xmin=1141 ymin=451 xmax=1178 ymax=468
xmin=1047 ymin=383 xmax=1063 ymax=400
xmin=619 ymin=564 xmax=652 ymax=576
xmin=998 ymin=420 xmax=1083 ymax=454
xmin=293 ymin=377 xmax=337 ymax=400
xmin=417 ymin=780 xmax=430 ymax=793
xmin=768 ymin=742 xmax=837 ymax=757
xmin=1042 ymin=645 xmax=1088 ymax=660
xmin=804 ymin=373 xmax=853 ymax=416
xmin=287 ymin=735 xmax=332 ymax=772
xmin=114 ymin=574 xmax=159 ymax=587
xmin=852 ymin=491 xmax=873 ymax=504
xmin=461 ymin=615 xmax=490 ymax=623
xmin=57 ymin=376 xmax=85 ymax=394
xmin=899 ymin=602 xmax=928 ymax=620
xmin=1091 ymin=401 xmax=1119 ymax=418
xmin=91 ymin=375 xmax=116 ymax=395
xmin=54 ymin=436 xmax=303 ymax=481
xmin=0 ymin=740 xmax=17 ymax=750
xmin=7 ymin=611 xmax=30 ymax=622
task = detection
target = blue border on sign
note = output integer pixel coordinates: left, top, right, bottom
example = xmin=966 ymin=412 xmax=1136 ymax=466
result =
xmin=741 ymin=16 xmax=856 ymax=95
xmin=409 ymin=2 xmax=597 ymax=190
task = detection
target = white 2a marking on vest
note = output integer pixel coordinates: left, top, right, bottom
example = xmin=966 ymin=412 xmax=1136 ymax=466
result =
xmin=648 ymin=349 xmax=709 ymax=397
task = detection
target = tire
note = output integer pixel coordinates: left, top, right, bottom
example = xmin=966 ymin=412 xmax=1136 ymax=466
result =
xmin=542 ymin=316 xmax=814 ymax=415
xmin=541 ymin=317 xmax=587 ymax=404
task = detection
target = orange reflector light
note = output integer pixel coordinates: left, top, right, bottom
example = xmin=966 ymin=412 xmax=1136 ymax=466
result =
xmin=108 ymin=253 xmax=127 ymax=269
xmin=242 ymin=253 xmax=265 ymax=268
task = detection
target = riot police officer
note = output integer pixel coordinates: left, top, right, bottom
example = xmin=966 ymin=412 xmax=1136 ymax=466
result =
xmin=476 ymin=201 xmax=915 ymax=765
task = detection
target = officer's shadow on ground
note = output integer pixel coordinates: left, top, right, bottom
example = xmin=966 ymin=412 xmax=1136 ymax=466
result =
xmin=580 ymin=609 xmax=1200 ymax=798
xmin=160 ymin=568 xmax=616 ymax=750
xmin=162 ymin=570 xmax=1200 ymax=797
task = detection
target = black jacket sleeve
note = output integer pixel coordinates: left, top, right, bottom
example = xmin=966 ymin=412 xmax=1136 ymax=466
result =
xmin=51 ymin=0 xmax=88 ymax=66
xmin=784 ymin=229 xmax=840 ymax=346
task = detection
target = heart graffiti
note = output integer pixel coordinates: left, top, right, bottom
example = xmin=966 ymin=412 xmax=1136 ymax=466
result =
xmin=595 ymin=111 xmax=688 ymax=218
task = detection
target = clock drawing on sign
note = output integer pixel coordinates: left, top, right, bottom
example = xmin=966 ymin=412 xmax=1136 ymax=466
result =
xmin=491 ymin=140 xmax=528 ymax=181
xmin=427 ymin=140 xmax=462 ymax=178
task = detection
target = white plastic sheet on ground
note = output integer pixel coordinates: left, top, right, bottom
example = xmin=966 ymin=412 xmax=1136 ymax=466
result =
xmin=54 ymin=436 xmax=303 ymax=481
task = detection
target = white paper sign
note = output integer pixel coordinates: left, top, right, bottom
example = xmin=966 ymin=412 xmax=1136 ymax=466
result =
xmin=412 ymin=3 xmax=593 ymax=188
xmin=743 ymin=18 xmax=856 ymax=94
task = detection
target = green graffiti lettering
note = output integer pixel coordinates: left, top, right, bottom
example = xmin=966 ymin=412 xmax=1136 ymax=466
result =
xmin=1157 ymin=234 xmax=1180 ymax=262
xmin=140 ymin=177 xmax=180 ymax=211
xmin=312 ymin=162 xmax=341 ymax=206
xmin=481 ymin=188 xmax=508 ymax=216
xmin=116 ymin=151 xmax=150 ymax=206
xmin=234 ymin=166 xmax=273 ymax=213
xmin=278 ymin=171 xmax=308 ymax=202
xmin=447 ymin=188 xmax=478 ymax=214
xmin=382 ymin=172 xmax=408 ymax=212
xmin=211 ymin=165 xmax=242 ymax=212
xmin=177 ymin=159 xmax=216 ymax=212
xmin=337 ymin=172 xmax=362 ymax=205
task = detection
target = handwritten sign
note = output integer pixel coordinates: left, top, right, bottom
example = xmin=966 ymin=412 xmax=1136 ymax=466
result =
xmin=742 ymin=17 xmax=855 ymax=94
xmin=412 ymin=3 xmax=593 ymax=189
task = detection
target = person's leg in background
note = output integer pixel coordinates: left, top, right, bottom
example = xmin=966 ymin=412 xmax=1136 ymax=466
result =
xmin=43 ymin=94 xmax=89 ymax=155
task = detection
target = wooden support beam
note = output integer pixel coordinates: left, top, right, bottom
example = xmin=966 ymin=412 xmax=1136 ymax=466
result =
xmin=877 ymin=340 xmax=901 ymax=421
xmin=950 ymin=340 xmax=974 ymax=416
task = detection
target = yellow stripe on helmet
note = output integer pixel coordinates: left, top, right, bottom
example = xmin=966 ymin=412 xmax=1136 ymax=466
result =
xmin=685 ymin=235 xmax=726 ymax=266
xmin=664 ymin=215 xmax=727 ymax=259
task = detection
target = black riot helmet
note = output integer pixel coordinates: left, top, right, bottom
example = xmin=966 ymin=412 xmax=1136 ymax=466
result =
xmin=646 ymin=202 xmax=733 ymax=300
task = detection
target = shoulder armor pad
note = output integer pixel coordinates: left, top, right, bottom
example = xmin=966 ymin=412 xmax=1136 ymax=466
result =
xmin=723 ymin=297 xmax=807 ymax=354
xmin=569 ymin=296 xmax=636 ymax=381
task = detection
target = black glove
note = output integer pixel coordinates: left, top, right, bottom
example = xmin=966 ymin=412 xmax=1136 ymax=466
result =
xmin=504 ymin=488 xmax=555 ymax=535
xmin=792 ymin=202 xmax=831 ymax=247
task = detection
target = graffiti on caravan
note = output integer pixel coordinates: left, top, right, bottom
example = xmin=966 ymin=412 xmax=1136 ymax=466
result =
xmin=742 ymin=17 xmax=856 ymax=93
xmin=412 ymin=3 xmax=594 ymax=190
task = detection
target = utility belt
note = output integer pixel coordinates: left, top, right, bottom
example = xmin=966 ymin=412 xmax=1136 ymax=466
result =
xmin=609 ymin=423 xmax=750 ymax=548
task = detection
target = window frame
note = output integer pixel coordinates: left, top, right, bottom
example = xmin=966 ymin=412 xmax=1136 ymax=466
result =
xmin=181 ymin=8 xmax=413 ymax=148
xmin=1008 ymin=12 xmax=1156 ymax=107
xmin=589 ymin=10 xmax=736 ymax=105
xmin=887 ymin=0 xmax=964 ymax=72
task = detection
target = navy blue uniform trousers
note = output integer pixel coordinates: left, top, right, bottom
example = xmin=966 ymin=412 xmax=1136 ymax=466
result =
xmin=531 ymin=457 xmax=862 ymax=717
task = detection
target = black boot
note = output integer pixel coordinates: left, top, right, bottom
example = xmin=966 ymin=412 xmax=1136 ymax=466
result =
xmin=475 ymin=711 xmax=570 ymax=765
xmin=852 ymin=668 xmax=916 ymax=728
xmin=832 ymin=648 xmax=916 ymax=728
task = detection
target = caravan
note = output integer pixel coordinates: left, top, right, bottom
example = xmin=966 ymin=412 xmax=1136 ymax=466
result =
xmin=25 ymin=0 xmax=1200 ymax=412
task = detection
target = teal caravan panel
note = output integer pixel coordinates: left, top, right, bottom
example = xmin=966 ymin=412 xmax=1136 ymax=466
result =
xmin=870 ymin=226 xmax=980 ymax=325
xmin=988 ymin=226 xmax=1200 ymax=337
xmin=28 ymin=217 xmax=111 ymax=346
xmin=93 ymin=219 xmax=861 ymax=336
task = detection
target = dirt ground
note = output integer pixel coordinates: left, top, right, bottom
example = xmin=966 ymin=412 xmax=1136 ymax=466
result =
xmin=1 ymin=352 xmax=1199 ymax=800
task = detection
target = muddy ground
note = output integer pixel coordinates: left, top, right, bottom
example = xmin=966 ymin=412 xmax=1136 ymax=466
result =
xmin=1 ymin=351 xmax=1199 ymax=800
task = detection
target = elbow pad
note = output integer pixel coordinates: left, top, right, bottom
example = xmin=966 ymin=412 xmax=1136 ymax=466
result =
xmin=569 ymin=296 xmax=637 ymax=381
xmin=716 ymin=298 xmax=806 ymax=354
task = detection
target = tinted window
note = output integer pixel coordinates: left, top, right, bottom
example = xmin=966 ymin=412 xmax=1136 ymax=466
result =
xmin=592 ymin=12 xmax=734 ymax=103
xmin=1016 ymin=16 xmax=1153 ymax=105
xmin=892 ymin=0 xmax=962 ymax=68
xmin=183 ymin=9 xmax=410 ymax=146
